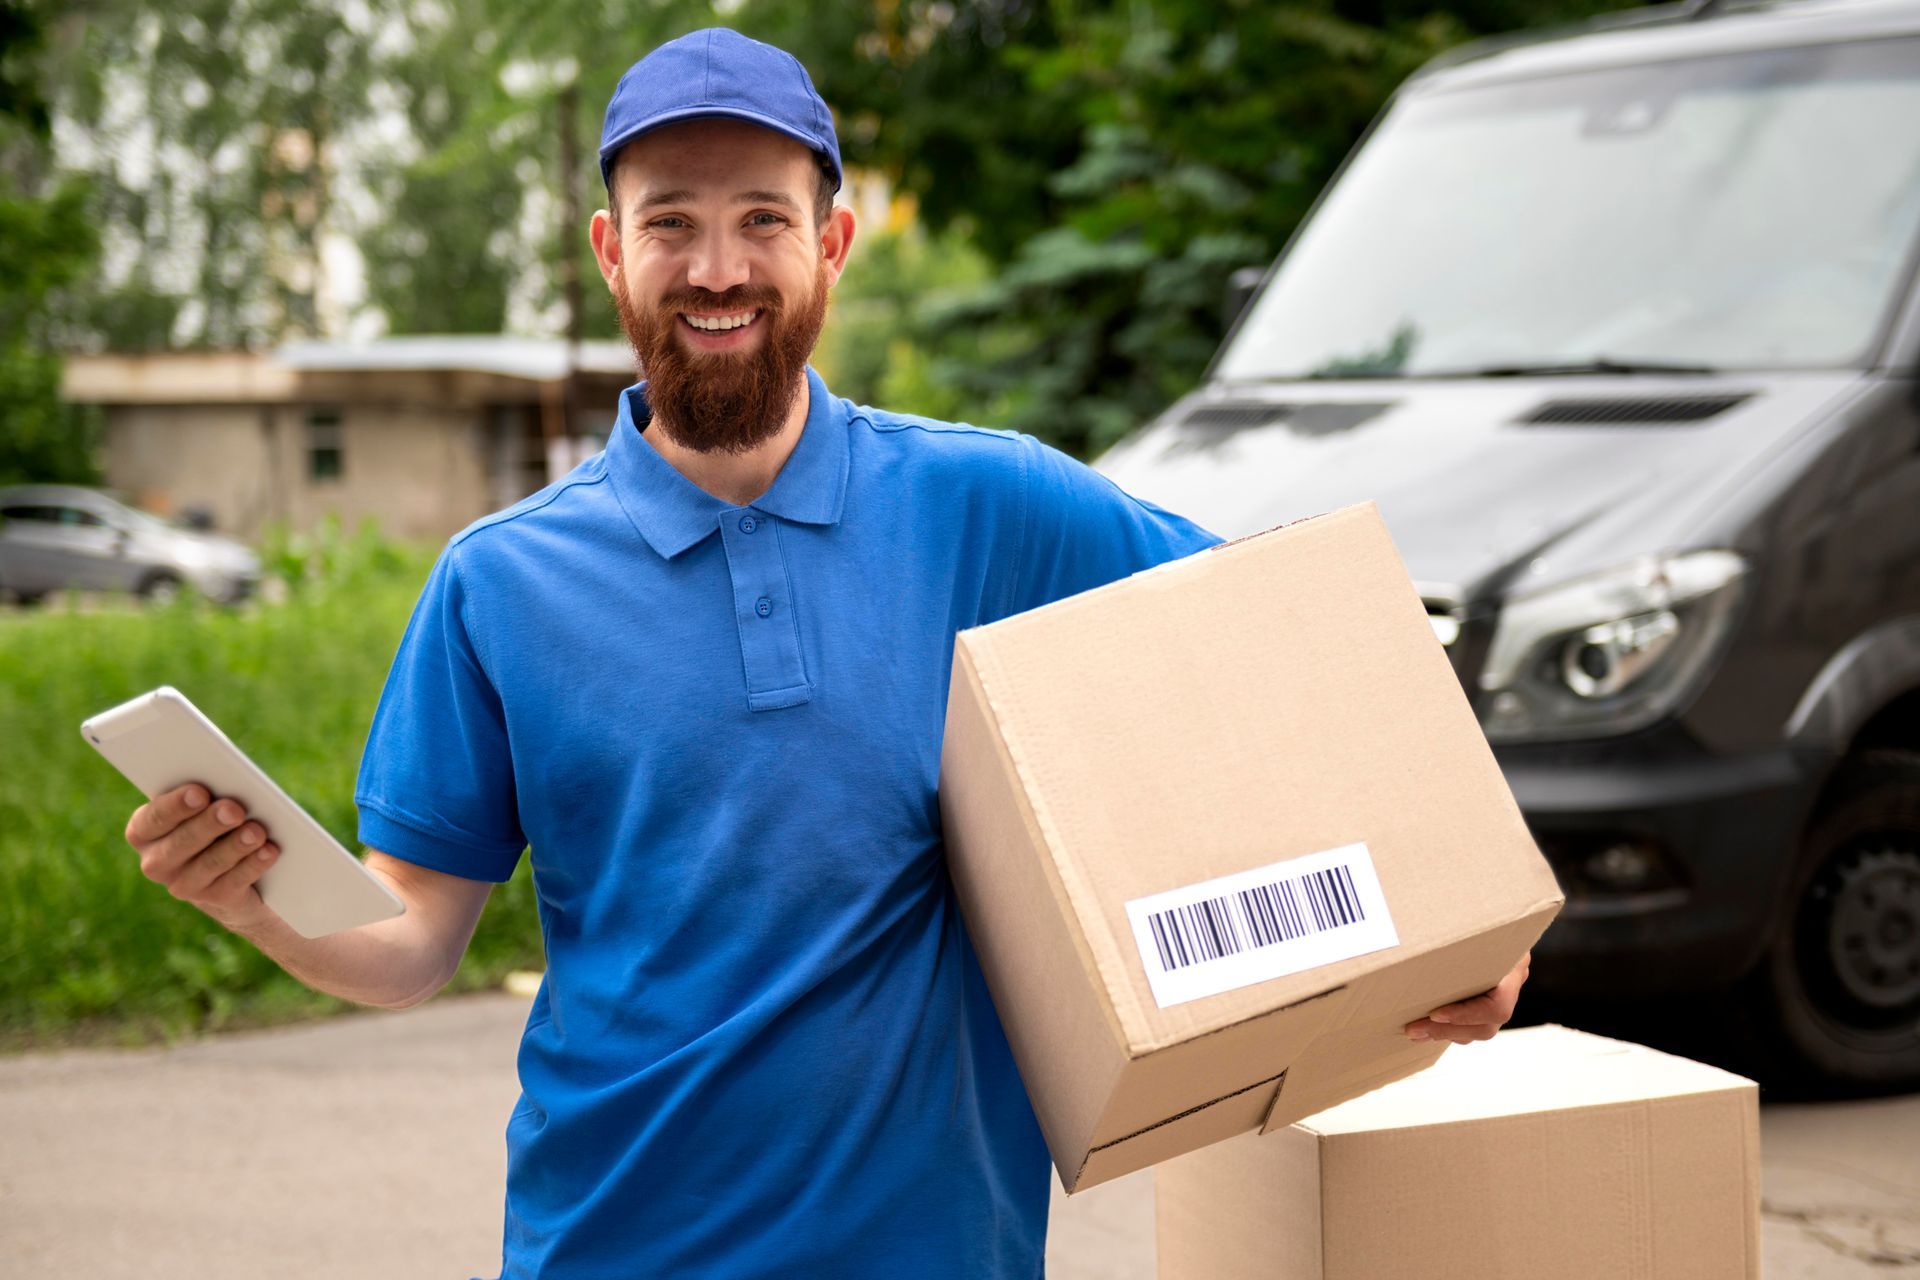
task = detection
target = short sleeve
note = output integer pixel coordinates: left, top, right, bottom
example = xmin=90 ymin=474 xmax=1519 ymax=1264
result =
xmin=353 ymin=544 xmax=527 ymax=882
xmin=1011 ymin=433 xmax=1222 ymax=614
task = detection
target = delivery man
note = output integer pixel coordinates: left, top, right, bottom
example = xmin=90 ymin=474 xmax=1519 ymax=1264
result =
xmin=121 ymin=28 xmax=1529 ymax=1278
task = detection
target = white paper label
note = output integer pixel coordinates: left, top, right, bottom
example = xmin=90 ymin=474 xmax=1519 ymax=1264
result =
xmin=1124 ymin=841 xmax=1399 ymax=1009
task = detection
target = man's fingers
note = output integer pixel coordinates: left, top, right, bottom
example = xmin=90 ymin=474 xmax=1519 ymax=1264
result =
xmin=1404 ymin=1016 xmax=1501 ymax=1045
xmin=138 ymin=798 xmax=250 ymax=880
xmin=202 ymin=840 xmax=279 ymax=907
xmin=125 ymin=782 xmax=211 ymax=847
xmin=1423 ymin=951 xmax=1532 ymax=1028
xmin=1429 ymin=990 xmax=1508 ymax=1027
xmin=173 ymin=821 xmax=272 ymax=896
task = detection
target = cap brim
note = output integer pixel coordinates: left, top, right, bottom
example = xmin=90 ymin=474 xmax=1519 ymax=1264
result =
xmin=599 ymin=105 xmax=841 ymax=191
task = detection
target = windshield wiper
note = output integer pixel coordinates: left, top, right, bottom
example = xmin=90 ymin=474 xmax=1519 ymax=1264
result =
xmin=1419 ymin=357 xmax=1722 ymax=378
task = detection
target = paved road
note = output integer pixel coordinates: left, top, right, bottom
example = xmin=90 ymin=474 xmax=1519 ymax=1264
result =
xmin=3 ymin=993 xmax=1916 ymax=1277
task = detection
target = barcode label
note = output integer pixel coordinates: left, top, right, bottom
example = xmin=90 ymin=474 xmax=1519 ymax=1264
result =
xmin=1124 ymin=842 xmax=1398 ymax=1008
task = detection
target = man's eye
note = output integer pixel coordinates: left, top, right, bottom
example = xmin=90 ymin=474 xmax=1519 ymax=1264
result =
xmin=650 ymin=217 xmax=688 ymax=230
xmin=749 ymin=213 xmax=786 ymax=227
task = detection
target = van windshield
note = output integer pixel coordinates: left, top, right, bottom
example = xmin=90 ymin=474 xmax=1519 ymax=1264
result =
xmin=1218 ymin=36 xmax=1920 ymax=380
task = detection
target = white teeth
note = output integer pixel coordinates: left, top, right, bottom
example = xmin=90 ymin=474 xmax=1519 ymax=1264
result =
xmin=684 ymin=310 xmax=758 ymax=332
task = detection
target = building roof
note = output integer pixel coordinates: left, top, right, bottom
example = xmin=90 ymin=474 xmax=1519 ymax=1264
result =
xmin=275 ymin=335 xmax=636 ymax=380
xmin=62 ymin=337 xmax=638 ymax=406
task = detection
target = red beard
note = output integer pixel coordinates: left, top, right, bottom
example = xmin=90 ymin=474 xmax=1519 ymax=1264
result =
xmin=611 ymin=262 xmax=829 ymax=455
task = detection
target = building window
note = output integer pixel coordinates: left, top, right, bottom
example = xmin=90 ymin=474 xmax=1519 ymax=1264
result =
xmin=308 ymin=409 xmax=343 ymax=481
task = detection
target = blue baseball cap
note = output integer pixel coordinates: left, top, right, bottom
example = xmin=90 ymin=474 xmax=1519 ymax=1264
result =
xmin=598 ymin=28 xmax=842 ymax=195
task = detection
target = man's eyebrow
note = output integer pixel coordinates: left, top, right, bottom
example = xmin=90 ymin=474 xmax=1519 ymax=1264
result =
xmin=735 ymin=189 xmax=801 ymax=212
xmin=633 ymin=188 xmax=802 ymax=212
xmin=636 ymin=188 xmax=696 ymax=209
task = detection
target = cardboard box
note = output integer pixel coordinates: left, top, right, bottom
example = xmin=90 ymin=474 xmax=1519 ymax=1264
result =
xmin=1156 ymin=1025 xmax=1762 ymax=1279
xmin=938 ymin=503 xmax=1563 ymax=1192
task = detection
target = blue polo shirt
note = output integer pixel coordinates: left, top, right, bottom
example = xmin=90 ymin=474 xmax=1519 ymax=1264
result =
xmin=354 ymin=368 xmax=1217 ymax=1279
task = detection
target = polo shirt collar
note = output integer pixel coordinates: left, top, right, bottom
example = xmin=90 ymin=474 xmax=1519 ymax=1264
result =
xmin=607 ymin=365 xmax=850 ymax=559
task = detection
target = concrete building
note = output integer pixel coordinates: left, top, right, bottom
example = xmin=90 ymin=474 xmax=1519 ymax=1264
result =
xmin=59 ymin=337 xmax=637 ymax=542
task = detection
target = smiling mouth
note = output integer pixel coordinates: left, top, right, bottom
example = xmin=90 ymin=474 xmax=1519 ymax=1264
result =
xmin=680 ymin=309 xmax=763 ymax=334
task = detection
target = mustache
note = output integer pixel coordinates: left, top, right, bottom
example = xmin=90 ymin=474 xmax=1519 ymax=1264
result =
xmin=655 ymin=284 xmax=783 ymax=315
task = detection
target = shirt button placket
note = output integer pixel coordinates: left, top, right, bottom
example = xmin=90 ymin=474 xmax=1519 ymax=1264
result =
xmin=719 ymin=509 xmax=811 ymax=711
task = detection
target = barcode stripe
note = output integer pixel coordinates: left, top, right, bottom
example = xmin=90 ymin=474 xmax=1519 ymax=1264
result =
xmin=1333 ymin=865 xmax=1360 ymax=924
xmin=1145 ymin=861 xmax=1370 ymax=974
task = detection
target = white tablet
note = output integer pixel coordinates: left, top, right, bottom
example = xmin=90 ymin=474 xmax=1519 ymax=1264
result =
xmin=81 ymin=686 xmax=405 ymax=938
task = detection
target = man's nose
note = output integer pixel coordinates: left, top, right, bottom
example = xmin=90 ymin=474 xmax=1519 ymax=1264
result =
xmin=684 ymin=233 xmax=751 ymax=295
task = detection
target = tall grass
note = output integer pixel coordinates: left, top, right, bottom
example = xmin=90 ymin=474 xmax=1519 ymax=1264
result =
xmin=0 ymin=518 xmax=543 ymax=1048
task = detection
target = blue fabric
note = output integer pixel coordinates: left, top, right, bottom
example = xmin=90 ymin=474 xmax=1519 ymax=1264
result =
xmin=598 ymin=28 xmax=842 ymax=191
xmin=355 ymin=368 xmax=1219 ymax=1279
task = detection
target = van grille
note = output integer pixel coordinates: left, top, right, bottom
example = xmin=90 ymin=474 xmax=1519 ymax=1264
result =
xmin=1168 ymin=402 xmax=1395 ymax=454
xmin=1181 ymin=403 xmax=1297 ymax=431
xmin=1521 ymin=394 xmax=1751 ymax=425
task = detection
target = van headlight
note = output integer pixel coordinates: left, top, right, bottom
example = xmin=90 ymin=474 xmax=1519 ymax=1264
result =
xmin=1477 ymin=551 xmax=1747 ymax=743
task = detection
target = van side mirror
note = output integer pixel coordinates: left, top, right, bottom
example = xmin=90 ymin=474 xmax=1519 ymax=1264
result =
xmin=1222 ymin=265 xmax=1266 ymax=331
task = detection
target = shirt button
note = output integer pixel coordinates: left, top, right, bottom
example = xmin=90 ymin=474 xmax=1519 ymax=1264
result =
xmin=755 ymin=597 xmax=773 ymax=618
xmin=739 ymin=515 xmax=757 ymax=534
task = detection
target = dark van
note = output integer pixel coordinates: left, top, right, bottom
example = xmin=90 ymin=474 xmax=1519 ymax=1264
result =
xmin=1099 ymin=0 xmax=1920 ymax=1086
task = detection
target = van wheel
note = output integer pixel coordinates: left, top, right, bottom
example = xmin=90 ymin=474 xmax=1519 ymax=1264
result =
xmin=1760 ymin=750 xmax=1920 ymax=1090
xmin=138 ymin=573 xmax=183 ymax=606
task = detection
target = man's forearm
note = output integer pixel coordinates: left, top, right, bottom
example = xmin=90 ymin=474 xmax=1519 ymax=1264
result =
xmin=230 ymin=900 xmax=459 ymax=1010
xmin=126 ymin=787 xmax=492 ymax=1009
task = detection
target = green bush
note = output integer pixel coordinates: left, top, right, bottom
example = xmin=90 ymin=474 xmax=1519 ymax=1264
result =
xmin=0 ymin=518 xmax=544 ymax=1048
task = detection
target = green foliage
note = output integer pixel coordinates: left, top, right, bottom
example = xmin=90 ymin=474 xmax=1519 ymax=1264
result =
xmin=0 ymin=172 xmax=101 ymax=485
xmin=45 ymin=0 xmax=378 ymax=349
xmin=811 ymin=216 xmax=996 ymax=420
xmin=0 ymin=522 xmax=545 ymax=1048
xmin=0 ymin=1 xmax=100 ymax=483
xmin=759 ymin=0 xmax=1642 ymax=457
xmin=362 ymin=0 xmax=720 ymax=340
xmin=30 ymin=0 xmax=1640 ymax=448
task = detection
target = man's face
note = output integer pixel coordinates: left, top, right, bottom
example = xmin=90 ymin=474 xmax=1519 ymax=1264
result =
xmin=592 ymin=118 xmax=852 ymax=455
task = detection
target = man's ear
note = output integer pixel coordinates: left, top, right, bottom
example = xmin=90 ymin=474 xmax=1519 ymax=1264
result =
xmin=589 ymin=208 xmax=621 ymax=289
xmin=819 ymin=204 xmax=856 ymax=289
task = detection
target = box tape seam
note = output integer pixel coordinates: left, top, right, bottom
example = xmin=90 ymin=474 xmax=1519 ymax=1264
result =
xmin=1081 ymin=1069 xmax=1288 ymax=1162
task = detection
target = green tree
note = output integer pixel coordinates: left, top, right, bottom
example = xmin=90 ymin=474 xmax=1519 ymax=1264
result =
xmin=0 ymin=0 xmax=100 ymax=484
xmin=363 ymin=0 xmax=718 ymax=342
xmin=46 ymin=0 xmax=378 ymax=350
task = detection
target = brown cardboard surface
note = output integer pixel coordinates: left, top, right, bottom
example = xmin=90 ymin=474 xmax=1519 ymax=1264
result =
xmin=942 ymin=640 xmax=1130 ymax=1175
xmin=1157 ymin=1126 xmax=1326 ymax=1280
xmin=1157 ymin=1026 xmax=1762 ymax=1280
xmin=939 ymin=503 xmax=1565 ymax=1191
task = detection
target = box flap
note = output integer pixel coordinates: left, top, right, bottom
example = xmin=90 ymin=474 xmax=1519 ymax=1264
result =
xmin=1296 ymin=1024 xmax=1758 ymax=1136
xmin=1262 ymin=902 xmax=1559 ymax=1132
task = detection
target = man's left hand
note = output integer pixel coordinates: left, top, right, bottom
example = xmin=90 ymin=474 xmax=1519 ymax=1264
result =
xmin=1403 ymin=951 xmax=1531 ymax=1045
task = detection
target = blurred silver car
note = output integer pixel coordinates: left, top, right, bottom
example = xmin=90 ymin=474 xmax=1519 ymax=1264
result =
xmin=0 ymin=485 xmax=262 ymax=605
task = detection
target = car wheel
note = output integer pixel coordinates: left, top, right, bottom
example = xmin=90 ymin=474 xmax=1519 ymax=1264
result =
xmin=1761 ymin=750 xmax=1920 ymax=1090
xmin=138 ymin=573 xmax=184 ymax=606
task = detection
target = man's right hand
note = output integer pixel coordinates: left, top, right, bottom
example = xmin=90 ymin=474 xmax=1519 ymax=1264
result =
xmin=125 ymin=783 xmax=282 ymax=931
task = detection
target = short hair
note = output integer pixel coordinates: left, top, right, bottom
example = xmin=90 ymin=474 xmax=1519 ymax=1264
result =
xmin=606 ymin=150 xmax=837 ymax=234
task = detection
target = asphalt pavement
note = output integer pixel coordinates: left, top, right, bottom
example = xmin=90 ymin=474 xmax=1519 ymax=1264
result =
xmin=2 ymin=992 xmax=1916 ymax=1277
